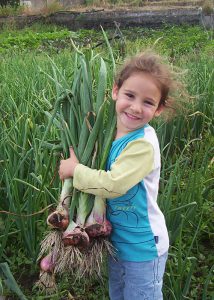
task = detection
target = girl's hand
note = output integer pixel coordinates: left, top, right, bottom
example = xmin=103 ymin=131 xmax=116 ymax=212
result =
xmin=59 ymin=147 xmax=79 ymax=180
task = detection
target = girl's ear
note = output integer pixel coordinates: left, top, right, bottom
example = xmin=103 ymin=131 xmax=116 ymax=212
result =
xmin=154 ymin=104 xmax=165 ymax=117
xmin=112 ymin=84 xmax=119 ymax=101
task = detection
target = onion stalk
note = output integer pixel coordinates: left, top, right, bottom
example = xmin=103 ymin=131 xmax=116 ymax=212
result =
xmin=62 ymin=221 xmax=89 ymax=248
xmin=62 ymin=192 xmax=93 ymax=247
xmin=37 ymin=45 xmax=116 ymax=289
xmin=46 ymin=179 xmax=72 ymax=230
xmin=85 ymin=196 xmax=112 ymax=238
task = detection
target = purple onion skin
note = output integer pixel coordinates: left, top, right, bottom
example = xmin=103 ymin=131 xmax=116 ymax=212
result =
xmin=47 ymin=210 xmax=69 ymax=230
xmin=40 ymin=254 xmax=55 ymax=272
xmin=62 ymin=226 xmax=90 ymax=249
xmin=85 ymin=219 xmax=112 ymax=238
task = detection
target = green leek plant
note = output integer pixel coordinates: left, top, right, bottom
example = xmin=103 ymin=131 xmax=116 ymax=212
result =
xmin=36 ymin=44 xmax=116 ymax=291
xmin=0 ymin=263 xmax=27 ymax=300
xmin=0 ymin=54 xmax=62 ymax=262
xmin=156 ymin=58 xmax=214 ymax=298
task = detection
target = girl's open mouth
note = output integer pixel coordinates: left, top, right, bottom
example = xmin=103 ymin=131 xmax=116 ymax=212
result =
xmin=124 ymin=112 xmax=140 ymax=120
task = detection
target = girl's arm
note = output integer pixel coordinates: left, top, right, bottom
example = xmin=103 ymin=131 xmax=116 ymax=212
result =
xmin=73 ymin=138 xmax=154 ymax=199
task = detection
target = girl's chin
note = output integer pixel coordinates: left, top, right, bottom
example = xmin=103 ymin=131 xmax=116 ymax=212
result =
xmin=120 ymin=122 xmax=145 ymax=132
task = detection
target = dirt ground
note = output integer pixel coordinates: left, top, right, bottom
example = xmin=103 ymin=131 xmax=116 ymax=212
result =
xmin=63 ymin=0 xmax=204 ymax=12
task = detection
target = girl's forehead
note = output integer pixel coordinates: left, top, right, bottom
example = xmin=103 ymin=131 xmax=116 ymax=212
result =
xmin=123 ymin=72 xmax=160 ymax=88
xmin=121 ymin=72 xmax=162 ymax=100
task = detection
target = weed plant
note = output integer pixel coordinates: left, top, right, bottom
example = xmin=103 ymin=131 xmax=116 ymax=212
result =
xmin=0 ymin=4 xmax=24 ymax=16
xmin=0 ymin=24 xmax=213 ymax=299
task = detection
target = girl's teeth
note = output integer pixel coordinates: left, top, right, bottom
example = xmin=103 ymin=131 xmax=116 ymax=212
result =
xmin=126 ymin=113 xmax=139 ymax=119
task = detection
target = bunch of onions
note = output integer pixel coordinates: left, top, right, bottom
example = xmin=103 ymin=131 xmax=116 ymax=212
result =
xmin=36 ymin=46 xmax=116 ymax=291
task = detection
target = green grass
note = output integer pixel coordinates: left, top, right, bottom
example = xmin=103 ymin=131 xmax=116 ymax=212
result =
xmin=0 ymin=23 xmax=213 ymax=56
xmin=0 ymin=23 xmax=213 ymax=299
xmin=0 ymin=24 xmax=78 ymax=53
xmin=0 ymin=5 xmax=25 ymax=17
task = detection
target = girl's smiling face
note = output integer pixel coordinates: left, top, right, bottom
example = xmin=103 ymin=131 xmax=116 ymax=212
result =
xmin=112 ymin=72 xmax=163 ymax=137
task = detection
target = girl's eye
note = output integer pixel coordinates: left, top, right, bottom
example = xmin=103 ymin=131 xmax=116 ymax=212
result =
xmin=125 ymin=93 xmax=134 ymax=99
xmin=145 ymin=100 xmax=154 ymax=106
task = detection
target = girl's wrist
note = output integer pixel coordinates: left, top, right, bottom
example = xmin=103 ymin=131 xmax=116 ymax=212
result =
xmin=72 ymin=162 xmax=79 ymax=176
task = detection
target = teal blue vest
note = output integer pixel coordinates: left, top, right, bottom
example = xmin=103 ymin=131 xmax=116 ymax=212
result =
xmin=106 ymin=127 xmax=158 ymax=261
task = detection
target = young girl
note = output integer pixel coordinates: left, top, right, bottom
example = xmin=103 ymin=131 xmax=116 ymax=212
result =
xmin=59 ymin=51 xmax=179 ymax=300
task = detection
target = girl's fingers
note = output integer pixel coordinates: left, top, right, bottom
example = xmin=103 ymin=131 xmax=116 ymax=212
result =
xmin=69 ymin=146 xmax=75 ymax=157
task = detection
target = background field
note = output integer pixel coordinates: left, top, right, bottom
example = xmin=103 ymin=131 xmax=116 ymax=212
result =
xmin=0 ymin=20 xmax=213 ymax=299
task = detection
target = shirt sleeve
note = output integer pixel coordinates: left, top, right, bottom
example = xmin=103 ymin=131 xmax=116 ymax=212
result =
xmin=73 ymin=138 xmax=154 ymax=198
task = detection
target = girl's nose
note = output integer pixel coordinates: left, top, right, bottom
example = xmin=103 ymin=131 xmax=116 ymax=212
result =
xmin=130 ymin=103 xmax=142 ymax=114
